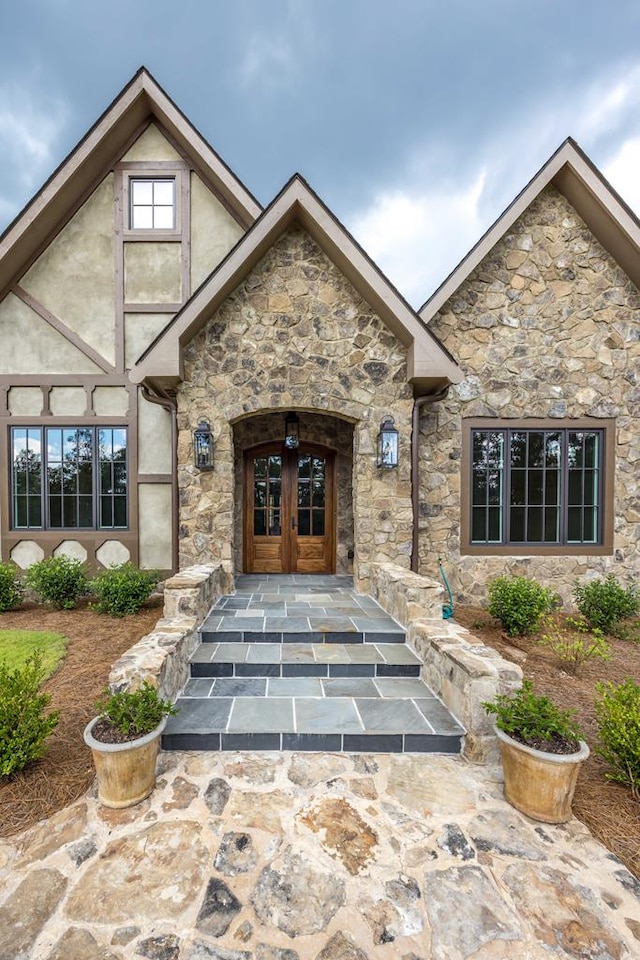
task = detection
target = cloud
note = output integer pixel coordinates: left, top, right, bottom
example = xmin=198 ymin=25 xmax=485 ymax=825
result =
xmin=603 ymin=137 xmax=640 ymax=213
xmin=350 ymin=170 xmax=487 ymax=308
xmin=0 ymin=83 xmax=67 ymax=223
xmin=348 ymin=58 xmax=640 ymax=309
xmin=236 ymin=33 xmax=297 ymax=92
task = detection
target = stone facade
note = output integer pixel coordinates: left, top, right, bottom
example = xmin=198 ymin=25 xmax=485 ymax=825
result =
xmin=177 ymin=225 xmax=414 ymax=588
xmin=422 ymin=185 xmax=640 ymax=602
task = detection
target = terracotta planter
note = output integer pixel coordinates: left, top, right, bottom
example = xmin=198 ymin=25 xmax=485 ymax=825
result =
xmin=83 ymin=716 xmax=167 ymax=809
xmin=495 ymin=725 xmax=590 ymax=824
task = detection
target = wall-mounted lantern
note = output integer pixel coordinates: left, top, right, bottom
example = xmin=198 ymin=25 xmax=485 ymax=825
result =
xmin=377 ymin=416 xmax=399 ymax=469
xmin=284 ymin=411 xmax=300 ymax=449
xmin=194 ymin=420 xmax=213 ymax=470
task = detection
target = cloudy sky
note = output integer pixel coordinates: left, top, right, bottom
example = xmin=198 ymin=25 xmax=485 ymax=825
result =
xmin=2 ymin=1 xmax=640 ymax=307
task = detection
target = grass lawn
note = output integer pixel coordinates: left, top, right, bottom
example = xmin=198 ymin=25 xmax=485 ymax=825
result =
xmin=0 ymin=630 xmax=67 ymax=677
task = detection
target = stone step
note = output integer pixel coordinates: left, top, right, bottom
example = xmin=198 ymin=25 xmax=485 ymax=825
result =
xmin=162 ymin=683 xmax=465 ymax=754
xmin=200 ymin=628 xmax=406 ymax=643
xmin=190 ymin=641 xmax=421 ymax=678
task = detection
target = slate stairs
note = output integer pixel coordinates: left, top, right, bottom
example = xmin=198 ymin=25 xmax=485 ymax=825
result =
xmin=162 ymin=574 xmax=464 ymax=754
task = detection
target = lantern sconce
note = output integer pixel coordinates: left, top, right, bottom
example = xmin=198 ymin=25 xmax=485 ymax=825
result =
xmin=194 ymin=420 xmax=214 ymax=471
xmin=377 ymin=416 xmax=399 ymax=469
xmin=284 ymin=411 xmax=300 ymax=449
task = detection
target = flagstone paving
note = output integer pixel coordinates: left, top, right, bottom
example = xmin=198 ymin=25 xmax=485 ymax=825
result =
xmin=164 ymin=575 xmax=464 ymax=754
xmin=1 ymin=751 xmax=639 ymax=959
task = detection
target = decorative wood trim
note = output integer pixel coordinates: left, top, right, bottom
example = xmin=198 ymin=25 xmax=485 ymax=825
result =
xmin=181 ymin=167 xmax=191 ymax=302
xmin=13 ymin=286 xmax=116 ymax=374
xmin=115 ymin=161 xmax=188 ymax=171
xmin=0 ymin=374 xmax=130 ymax=386
xmin=121 ymin=232 xmax=181 ymax=242
xmin=124 ymin=302 xmax=181 ymax=313
xmin=137 ymin=473 xmax=172 ymax=483
xmin=114 ymin=170 xmax=125 ymax=372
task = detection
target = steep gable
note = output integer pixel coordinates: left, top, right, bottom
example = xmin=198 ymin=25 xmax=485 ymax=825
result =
xmin=132 ymin=175 xmax=462 ymax=394
xmin=420 ymin=138 xmax=640 ymax=324
xmin=0 ymin=67 xmax=261 ymax=303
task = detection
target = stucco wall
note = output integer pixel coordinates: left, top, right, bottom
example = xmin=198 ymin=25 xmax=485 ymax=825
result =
xmin=0 ymin=293 xmax=102 ymax=374
xmin=177 ymin=225 xmax=413 ymax=586
xmin=21 ymin=177 xmax=116 ymax=365
xmin=190 ymin=173 xmax=244 ymax=290
xmin=422 ymin=185 xmax=640 ymax=603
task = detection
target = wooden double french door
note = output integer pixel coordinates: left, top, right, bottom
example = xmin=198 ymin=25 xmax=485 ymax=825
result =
xmin=244 ymin=442 xmax=335 ymax=573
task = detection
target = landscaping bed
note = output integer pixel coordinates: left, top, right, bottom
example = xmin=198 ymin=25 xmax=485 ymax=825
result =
xmin=454 ymin=604 xmax=640 ymax=881
xmin=0 ymin=598 xmax=163 ymax=838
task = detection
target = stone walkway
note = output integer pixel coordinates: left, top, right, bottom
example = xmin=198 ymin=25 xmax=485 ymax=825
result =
xmin=1 ymin=751 xmax=639 ymax=960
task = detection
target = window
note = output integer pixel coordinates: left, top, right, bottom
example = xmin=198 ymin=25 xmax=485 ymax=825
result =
xmin=129 ymin=178 xmax=175 ymax=229
xmin=464 ymin=421 xmax=613 ymax=553
xmin=11 ymin=427 xmax=127 ymax=530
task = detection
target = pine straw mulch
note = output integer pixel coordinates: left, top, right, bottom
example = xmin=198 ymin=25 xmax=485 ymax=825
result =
xmin=454 ymin=605 xmax=640 ymax=881
xmin=0 ymin=597 xmax=163 ymax=839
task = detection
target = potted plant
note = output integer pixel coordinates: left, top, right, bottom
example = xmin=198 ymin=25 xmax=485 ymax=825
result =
xmin=483 ymin=680 xmax=589 ymax=823
xmin=84 ymin=680 xmax=177 ymax=809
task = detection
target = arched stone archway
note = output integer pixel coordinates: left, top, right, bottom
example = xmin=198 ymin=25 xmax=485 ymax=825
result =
xmin=233 ymin=411 xmax=355 ymax=574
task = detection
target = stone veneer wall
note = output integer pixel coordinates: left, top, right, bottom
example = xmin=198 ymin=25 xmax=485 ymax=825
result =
xmin=232 ymin=412 xmax=354 ymax=574
xmin=109 ymin=564 xmax=232 ymax=701
xmin=421 ymin=185 xmax=640 ymax=603
xmin=368 ymin=563 xmax=522 ymax=762
xmin=177 ymin=226 xmax=414 ymax=588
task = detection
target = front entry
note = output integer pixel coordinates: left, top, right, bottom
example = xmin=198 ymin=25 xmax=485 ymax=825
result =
xmin=244 ymin=442 xmax=336 ymax=573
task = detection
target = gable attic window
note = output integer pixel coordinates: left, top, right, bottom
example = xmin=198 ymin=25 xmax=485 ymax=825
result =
xmin=11 ymin=427 xmax=128 ymax=530
xmin=130 ymin=178 xmax=175 ymax=229
xmin=461 ymin=419 xmax=614 ymax=556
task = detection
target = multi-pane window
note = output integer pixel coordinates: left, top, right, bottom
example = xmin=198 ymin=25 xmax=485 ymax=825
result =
xmin=297 ymin=454 xmax=326 ymax=537
xmin=130 ymin=178 xmax=175 ymax=229
xmin=11 ymin=427 xmax=127 ymax=530
xmin=471 ymin=427 xmax=603 ymax=546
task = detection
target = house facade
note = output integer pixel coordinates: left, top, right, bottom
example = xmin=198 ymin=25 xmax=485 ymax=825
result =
xmin=1 ymin=69 xmax=639 ymax=602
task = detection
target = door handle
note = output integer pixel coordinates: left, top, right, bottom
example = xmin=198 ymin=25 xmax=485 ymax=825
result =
xmin=291 ymin=516 xmax=296 ymax=529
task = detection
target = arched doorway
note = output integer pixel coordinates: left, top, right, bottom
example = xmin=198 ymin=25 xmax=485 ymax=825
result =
xmin=243 ymin=441 xmax=336 ymax=573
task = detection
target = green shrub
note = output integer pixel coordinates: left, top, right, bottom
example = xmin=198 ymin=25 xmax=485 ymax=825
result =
xmin=91 ymin=563 xmax=159 ymax=617
xmin=0 ymin=650 xmax=60 ymax=777
xmin=573 ymin=575 xmax=640 ymax=632
xmin=595 ymin=679 xmax=640 ymax=796
xmin=0 ymin=562 xmax=22 ymax=612
xmin=483 ymin=679 xmax=582 ymax=748
xmin=487 ymin=575 xmax=557 ymax=636
xmin=25 ymin=555 xmax=89 ymax=609
xmin=95 ymin=680 xmax=177 ymax=737
xmin=538 ymin=615 xmax=611 ymax=675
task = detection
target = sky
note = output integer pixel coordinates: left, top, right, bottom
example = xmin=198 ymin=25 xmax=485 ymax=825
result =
xmin=2 ymin=1 xmax=640 ymax=308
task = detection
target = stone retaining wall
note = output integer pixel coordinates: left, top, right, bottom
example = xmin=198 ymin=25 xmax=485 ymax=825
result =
xmin=108 ymin=563 xmax=232 ymax=701
xmin=369 ymin=562 xmax=522 ymax=762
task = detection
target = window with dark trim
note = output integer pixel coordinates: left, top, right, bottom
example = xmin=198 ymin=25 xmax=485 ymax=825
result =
xmin=11 ymin=427 xmax=128 ymax=530
xmin=470 ymin=426 xmax=604 ymax=546
xmin=129 ymin=177 xmax=175 ymax=230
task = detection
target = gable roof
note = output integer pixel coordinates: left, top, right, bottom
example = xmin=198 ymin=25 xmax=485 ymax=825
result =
xmin=130 ymin=173 xmax=462 ymax=393
xmin=0 ymin=67 xmax=262 ymax=300
xmin=419 ymin=137 xmax=640 ymax=322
